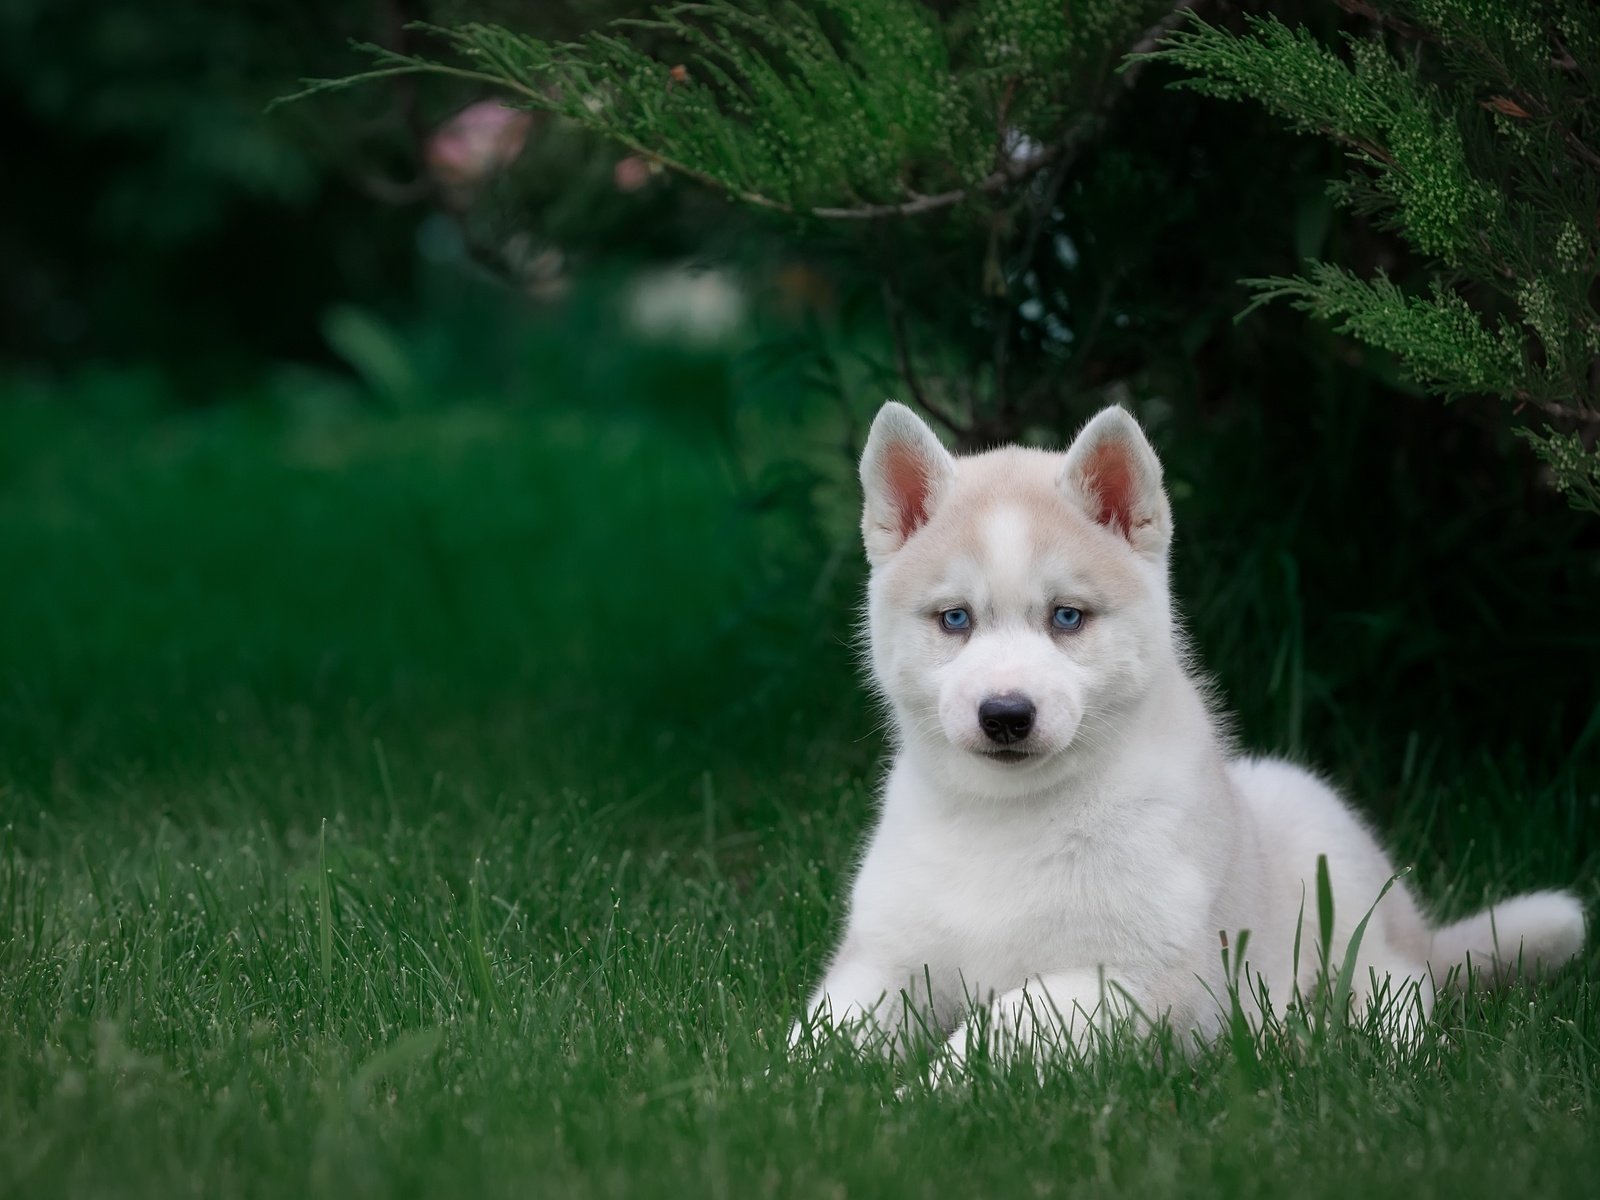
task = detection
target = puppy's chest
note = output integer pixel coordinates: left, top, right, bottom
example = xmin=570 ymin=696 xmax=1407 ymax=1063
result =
xmin=862 ymin=815 xmax=1166 ymax=977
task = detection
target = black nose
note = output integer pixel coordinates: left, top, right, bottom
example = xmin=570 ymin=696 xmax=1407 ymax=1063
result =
xmin=978 ymin=694 xmax=1035 ymax=745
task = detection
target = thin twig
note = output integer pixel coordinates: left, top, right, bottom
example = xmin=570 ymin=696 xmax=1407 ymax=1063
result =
xmin=991 ymin=158 xmax=1074 ymax=429
xmin=1123 ymin=0 xmax=1209 ymax=81
xmin=1515 ymin=393 xmax=1600 ymax=426
xmin=881 ymin=277 xmax=968 ymax=439
xmin=341 ymin=6 xmax=435 ymax=206
xmin=308 ymin=58 xmax=802 ymax=214
xmin=1331 ymin=0 xmax=1431 ymax=42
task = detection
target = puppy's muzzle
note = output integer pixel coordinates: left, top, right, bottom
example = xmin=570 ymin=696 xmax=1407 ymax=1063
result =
xmin=978 ymin=693 xmax=1035 ymax=745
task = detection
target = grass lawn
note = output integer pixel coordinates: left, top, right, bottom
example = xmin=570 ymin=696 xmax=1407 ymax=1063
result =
xmin=1 ymin=330 xmax=1596 ymax=1197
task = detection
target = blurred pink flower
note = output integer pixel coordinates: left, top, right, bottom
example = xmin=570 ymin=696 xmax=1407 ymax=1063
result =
xmin=425 ymin=101 xmax=533 ymax=207
xmin=613 ymin=154 xmax=654 ymax=193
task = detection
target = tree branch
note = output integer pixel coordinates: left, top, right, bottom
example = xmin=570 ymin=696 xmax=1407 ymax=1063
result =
xmin=803 ymin=0 xmax=1205 ymax=222
xmin=1334 ymin=2 xmax=1600 ymax=174
xmin=308 ymin=2 xmax=1207 ymax=225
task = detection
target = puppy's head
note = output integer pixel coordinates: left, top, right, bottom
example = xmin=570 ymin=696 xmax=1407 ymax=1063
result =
xmin=860 ymin=402 xmax=1175 ymax=798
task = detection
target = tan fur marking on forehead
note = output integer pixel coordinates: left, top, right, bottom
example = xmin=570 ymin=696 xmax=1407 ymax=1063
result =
xmin=877 ymin=446 xmax=1144 ymax=608
xmin=978 ymin=504 xmax=1033 ymax=595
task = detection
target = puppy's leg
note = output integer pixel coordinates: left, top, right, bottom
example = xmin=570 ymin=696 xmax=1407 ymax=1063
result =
xmin=790 ymin=956 xmax=931 ymax=1058
xmin=1346 ymin=943 xmax=1434 ymax=1048
xmin=941 ymin=968 xmax=1141 ymax=1076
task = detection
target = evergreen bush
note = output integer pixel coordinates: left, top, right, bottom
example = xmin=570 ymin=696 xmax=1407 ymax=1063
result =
xmin=1147 ymin=0 xmax=1600 ymax=513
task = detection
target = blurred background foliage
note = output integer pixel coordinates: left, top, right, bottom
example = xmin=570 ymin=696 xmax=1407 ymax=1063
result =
xmin=2 ymin=0 xmax=1596 ymax=830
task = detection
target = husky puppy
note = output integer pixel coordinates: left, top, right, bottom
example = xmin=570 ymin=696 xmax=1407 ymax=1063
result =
xmin=797 ymin=401 xmax=1586 ymax=1067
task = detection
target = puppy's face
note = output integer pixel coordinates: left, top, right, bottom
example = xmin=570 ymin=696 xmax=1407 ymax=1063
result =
xmin=860 ymin=404 xmax=1174 ymax=798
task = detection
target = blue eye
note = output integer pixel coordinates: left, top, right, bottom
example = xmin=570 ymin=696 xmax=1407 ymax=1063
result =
xmin=940 ymin=608 xmax=971 ymax=632
xmin=1052 ymin=606 xmax=1084 ymax=631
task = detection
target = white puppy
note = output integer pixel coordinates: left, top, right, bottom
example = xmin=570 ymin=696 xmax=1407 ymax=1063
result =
xmin=795 ymin=401 xmax=1586 ymax=1069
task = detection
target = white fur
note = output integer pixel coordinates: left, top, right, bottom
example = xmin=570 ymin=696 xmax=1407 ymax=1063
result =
xmin=794 ymin=402 xmax=1587 ymax=1070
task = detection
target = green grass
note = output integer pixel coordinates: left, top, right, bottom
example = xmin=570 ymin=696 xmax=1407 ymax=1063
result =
xmin=1 ymin=331 xmax=1597 ymax=1197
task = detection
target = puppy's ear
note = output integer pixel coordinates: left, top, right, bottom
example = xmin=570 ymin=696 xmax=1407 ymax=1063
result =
xmin=860 ymin=401 xmax=957 ymax=565
xmin=1059 ymin=406 xmax=1171 ymax=559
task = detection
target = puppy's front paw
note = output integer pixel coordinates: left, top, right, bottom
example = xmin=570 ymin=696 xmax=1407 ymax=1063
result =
xmin=894 ymin=1044 xmax=964 ymax=1098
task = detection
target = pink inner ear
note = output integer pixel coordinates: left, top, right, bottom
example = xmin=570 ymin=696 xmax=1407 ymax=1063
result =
xmin=884 ymin=442 xmax=933 ymax=541
xmin=1082 ymin=440 xmax=1138 ymax=538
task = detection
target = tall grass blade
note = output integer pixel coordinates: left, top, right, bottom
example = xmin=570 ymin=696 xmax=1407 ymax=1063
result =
xmin=319 ymin=818 xmax=334 ymax=1020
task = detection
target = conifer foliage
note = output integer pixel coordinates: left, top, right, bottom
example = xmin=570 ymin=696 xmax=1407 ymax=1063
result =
xmin=290 ymin=1 xmax=1600 ymax=513
xmin=1147 ymin=1 xmax=1600 ymax=513
xmin=286 ymin=2 xmax=1181 ymax=219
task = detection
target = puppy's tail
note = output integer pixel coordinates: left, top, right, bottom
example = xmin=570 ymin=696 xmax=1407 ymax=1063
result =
xmin=1428 ymin=890 xmax=1587 ymax=985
